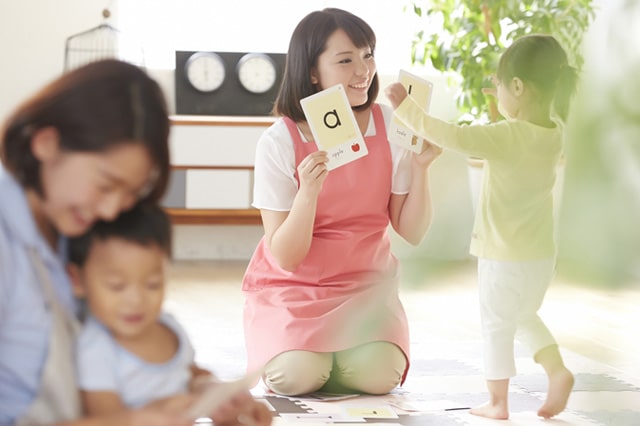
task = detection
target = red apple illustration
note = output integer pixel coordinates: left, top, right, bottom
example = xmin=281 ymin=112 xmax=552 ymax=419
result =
xmin=351 ymin=143 xmax=361 ymax=152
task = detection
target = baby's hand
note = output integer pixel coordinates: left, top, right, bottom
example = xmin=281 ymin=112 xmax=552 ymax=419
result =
xmin=122 ymin=408 xmax=193 ymax=426
xmin=210 ymin=390 xmax=272 ymax=426
xmin=384 ymin=83 xmax=408 ymax=110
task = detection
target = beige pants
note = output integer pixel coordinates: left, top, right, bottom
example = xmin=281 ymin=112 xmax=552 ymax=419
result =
xmin=263 ymin=341 xmax=407 ymax=396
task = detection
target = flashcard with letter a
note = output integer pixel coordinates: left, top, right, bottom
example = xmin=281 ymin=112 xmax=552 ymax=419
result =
xmin=300 ymin=84 xmax=368 ymax=170
xmin=388 ymin=70 xmax=434 ymax=153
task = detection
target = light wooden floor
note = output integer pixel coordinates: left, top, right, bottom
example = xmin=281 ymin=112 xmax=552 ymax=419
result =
xmin=165 ymin=258 xmax=640 ymax=425
xmin=166 ymin=258 xmax=639 ymax=378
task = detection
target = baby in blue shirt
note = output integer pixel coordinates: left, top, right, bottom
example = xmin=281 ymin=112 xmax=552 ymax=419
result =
xmin=67 ymin=203 xmax=212 ymax=413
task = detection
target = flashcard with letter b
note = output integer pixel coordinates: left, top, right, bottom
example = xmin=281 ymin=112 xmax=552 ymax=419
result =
xmin=388 ymin=70 xmax=434 ymax=153
xmin=300 ymin=84 xmax=368 ymax=170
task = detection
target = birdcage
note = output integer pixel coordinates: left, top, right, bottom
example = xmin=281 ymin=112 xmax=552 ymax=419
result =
xmin=64 ymin=8 xmax=144 ymax=71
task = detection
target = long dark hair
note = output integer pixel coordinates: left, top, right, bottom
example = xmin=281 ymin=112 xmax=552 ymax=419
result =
xmin=1 ymin=59 xmax=170 ymax=202
xmin=273 ymin=8 xmax=379 ymax=122
xmin=496 ymin=34 xmax=578 ymax=121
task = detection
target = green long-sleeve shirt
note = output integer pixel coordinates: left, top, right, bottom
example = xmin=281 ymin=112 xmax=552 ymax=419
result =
xmin=395 ymin=97 xmax=563 ymax=261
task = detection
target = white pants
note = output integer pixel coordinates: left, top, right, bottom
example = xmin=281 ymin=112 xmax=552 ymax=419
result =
xmin=478 ymin=257 xmax=557 ymax=380
xmin=263 ymin=341 xmax=406 ymax=396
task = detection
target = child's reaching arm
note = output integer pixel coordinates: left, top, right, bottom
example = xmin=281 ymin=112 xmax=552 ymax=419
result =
xmin=385 ymin=83 xmax=513 ymax=160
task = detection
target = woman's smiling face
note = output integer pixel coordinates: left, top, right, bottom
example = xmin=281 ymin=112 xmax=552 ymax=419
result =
xmin=33 ymin=129 xmax=154 ymax=237
xmin=312 ymin=28 xmax=376 ymax=108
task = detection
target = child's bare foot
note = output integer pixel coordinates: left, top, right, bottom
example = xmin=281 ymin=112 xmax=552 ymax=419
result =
xmin=538 ymin=367 xmax=574 ymax=418
xmin=470 ymin=401 xmax=509 ymax=420
xmin=472 ymin=378 xmax=510 ymax=419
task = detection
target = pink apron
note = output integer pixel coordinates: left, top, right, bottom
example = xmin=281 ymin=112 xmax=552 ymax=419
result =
xmin=242 ymin=104 xmax=410 ymax=384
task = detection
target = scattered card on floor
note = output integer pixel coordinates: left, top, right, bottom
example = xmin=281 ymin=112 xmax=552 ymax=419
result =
xmin=342 ymin=404 xmax=399 ymax=419
xmin=278 ymin=412 xmax=365 ymax=423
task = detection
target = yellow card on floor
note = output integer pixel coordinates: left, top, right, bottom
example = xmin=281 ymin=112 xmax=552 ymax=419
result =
xmin=388 ymin=70 xmax=434 ymax=154
xmin=300 ymin=83 xmax=368 ymax=170
xmin=342 ymin=404 xmax=399 ymax=419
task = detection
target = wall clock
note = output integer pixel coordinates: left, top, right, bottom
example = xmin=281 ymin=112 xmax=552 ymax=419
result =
xmin=184 ymin=52 xmax=226 ymax=93
xmin=175 ymin=51 xmax=286 ymax=116
xmin=236 ymin=53 xmax=277 ymax=94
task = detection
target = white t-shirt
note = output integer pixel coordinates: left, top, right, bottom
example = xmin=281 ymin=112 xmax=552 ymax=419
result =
xmin=76 ymin=312 xmax=194 ymax=408
xmin=252 ymin=104 xmax=412 ymax=211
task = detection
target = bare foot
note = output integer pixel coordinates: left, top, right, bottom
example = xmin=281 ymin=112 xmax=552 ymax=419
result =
xmin=538 ymin=367 xmax=574 ymax=418
xmin=470 ymin=401 xmax=509 ymax=420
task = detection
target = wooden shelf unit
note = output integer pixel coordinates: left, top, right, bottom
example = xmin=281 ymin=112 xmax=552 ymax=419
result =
xmin=166 ymin=207 xmax=262 ymax=225
xmin=167 ymin=115 xmax=275 ymax=226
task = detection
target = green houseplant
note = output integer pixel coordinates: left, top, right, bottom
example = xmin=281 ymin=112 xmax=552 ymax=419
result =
xmin=407 ymin=0 xmax=595 ymax=124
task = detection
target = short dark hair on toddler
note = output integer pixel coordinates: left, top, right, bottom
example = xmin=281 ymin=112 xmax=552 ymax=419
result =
xmin=68 ymin=203 xmax=172 ymax=267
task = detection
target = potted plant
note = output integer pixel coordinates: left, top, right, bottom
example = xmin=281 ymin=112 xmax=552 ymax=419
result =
xmin=406 ymin=0 xmax=596 ymax=124
xmin=405 ymin=0 xmax=596 ymax=214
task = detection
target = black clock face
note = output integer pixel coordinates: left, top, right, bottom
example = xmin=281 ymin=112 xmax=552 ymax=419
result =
xmin=175 ymin=51 xmax=286 ymax=116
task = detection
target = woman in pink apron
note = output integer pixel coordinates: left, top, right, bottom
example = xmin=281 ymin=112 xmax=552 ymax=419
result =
xmin=243 ymin=8 xmax=442 ymax=397
xmin=1 ymin=59 xmax=270 ymax=426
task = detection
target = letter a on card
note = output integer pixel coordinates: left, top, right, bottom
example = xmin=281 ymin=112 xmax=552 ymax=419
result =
xmin=300 ymin=84 xmax=368 ymax=170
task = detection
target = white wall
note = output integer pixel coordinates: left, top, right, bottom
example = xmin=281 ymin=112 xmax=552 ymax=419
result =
xmin=0 ymin=1 xmax=455 ymax=120
xmin=0 ymin=1 xmax=115 ymax=122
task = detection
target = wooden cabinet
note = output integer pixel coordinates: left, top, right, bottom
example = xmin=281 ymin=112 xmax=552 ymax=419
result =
xmin=164 ymin=115 xmax=276 ymax=225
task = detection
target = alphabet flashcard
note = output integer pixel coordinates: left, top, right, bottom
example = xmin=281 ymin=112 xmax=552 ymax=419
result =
xmin=300 ymin=84 xmax=368 ymax=170
xmin=388 ymin=70 xmax=434 ymax=153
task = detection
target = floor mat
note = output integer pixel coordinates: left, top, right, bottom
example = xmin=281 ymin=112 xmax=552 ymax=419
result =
xmin=241 ymin=342 xmax=640 ymax=425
